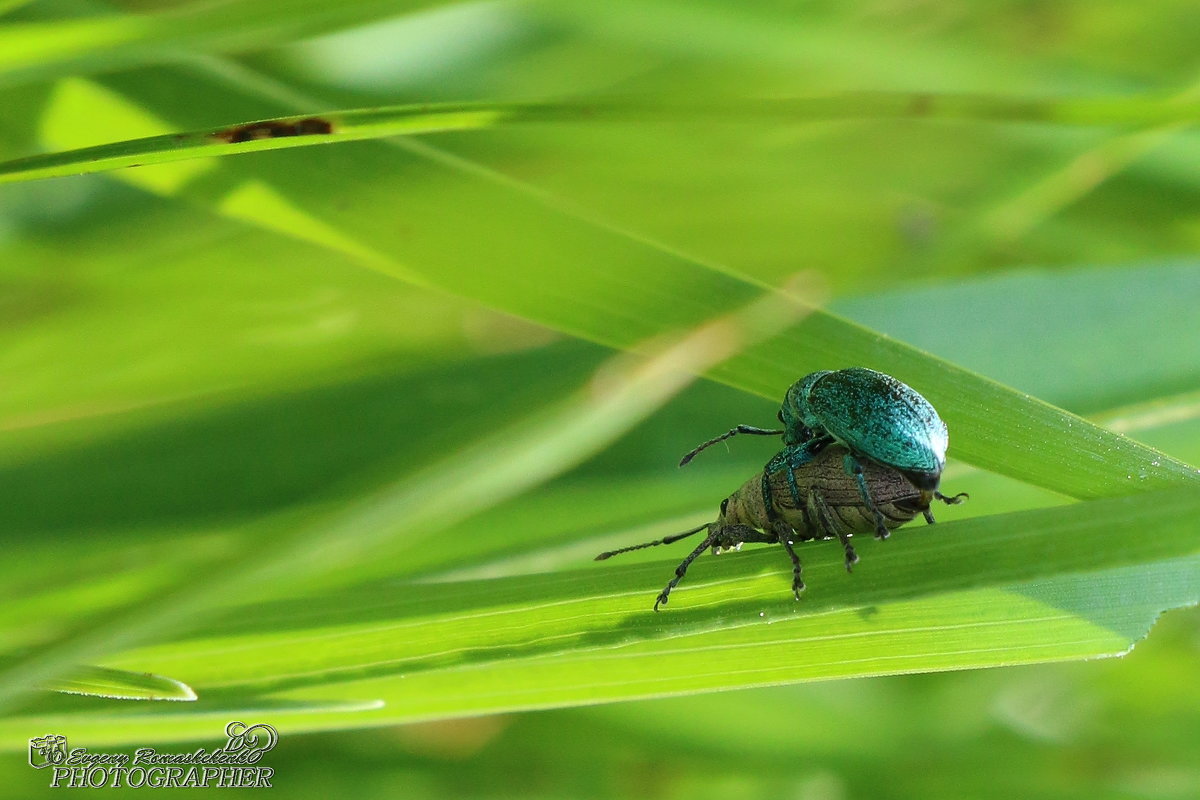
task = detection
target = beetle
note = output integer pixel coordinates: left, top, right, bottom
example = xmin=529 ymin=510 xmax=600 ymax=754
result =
xmin=596 ymin=440 xmax=965 ymax=610
xmin=680 ymin=368 xmax=961 ymax=540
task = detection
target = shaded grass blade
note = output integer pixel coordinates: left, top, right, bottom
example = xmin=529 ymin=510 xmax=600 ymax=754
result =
xmin=0 ymin=283 xmax=811 ymax=706
xmin=0 ymin=0 xmax=444 ymax=87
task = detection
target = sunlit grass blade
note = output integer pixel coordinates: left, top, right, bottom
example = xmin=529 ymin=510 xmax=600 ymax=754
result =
xmin=0 ymin=101 xmax=534 ymax=184
xmin=1 ymin=488 xmax=1195 ymax=744
xmin=0 ymin=571 xmax=1184 ymax=746
xmin=38 ymin=666 xmax=195 ymax=702
xmin=6 ymin=92 xmax=1200 ymax=184
xmin=102 ymin=485 xmax=1200 ymax=690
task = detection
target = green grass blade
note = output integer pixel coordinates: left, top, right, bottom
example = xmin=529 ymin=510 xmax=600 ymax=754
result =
xmin=26 ymin=67 xmax=1192 ymax=500
xmin=0 ymin=0 xmax=445 ymax=86
xmin=0 ymin=285 xmax=808 ymax=708
xmin=37 ymin=666 xmax=195 ymax=702
xmin=831 ymin=263 xmax=1200 ymax=415
xmin=0 ymin=101 xmax=531 ymax=184
xmin=111 ymin=486 xmax=1200 ymax=687
xmin=3 ymin=35 xmax=1198 ymax=750
xmin=15 ymin=81 xmax=1194 ymax=501
xmin=2 ymin=0 xmax=1199 ymax=788
xmin=5 ymin=93 xmax=1200 ymax=185
xmin=1 ymin=488 xmax=1195 ymax=743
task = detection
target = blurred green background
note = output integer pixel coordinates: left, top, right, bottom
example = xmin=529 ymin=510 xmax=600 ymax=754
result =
xmin=1 ymin=0 xmax=1198 ymax=797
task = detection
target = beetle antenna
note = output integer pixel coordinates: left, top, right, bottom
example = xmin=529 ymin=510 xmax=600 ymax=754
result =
xmin=595 ymin=523 xmax=710 ymax=560
xmin=679 ymin=425 xmax=785 ymax=467
xmin=935 ymin=491 xmax=968 ymax=505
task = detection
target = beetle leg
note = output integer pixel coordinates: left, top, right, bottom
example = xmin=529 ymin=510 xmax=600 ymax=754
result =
xmin=774 ymin=530 xmax=805 ymax=599
xmin=655 ymin=529 xmax=719 ymax=611
xmin=785 ymin=468 xmax=802 ymax=510
xmin=843 ymin=452 xmax=891 ymax=540
xmin=809 ymin=486 xmax=858 ymax=571
xmin=781 ymin=448 xmax=807 ymax=508
xmin=678 ymin=425 xmax=785 ymax=466
xmin=714 ymin=521 xmax=804 ymax=600
xmin=923 ymin=491 xmax=967 ymax=524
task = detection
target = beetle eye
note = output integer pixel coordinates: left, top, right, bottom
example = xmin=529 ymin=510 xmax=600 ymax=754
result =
xmin=776 ymin=410 xmax=784 ymax=423
xmin=719 ymin=498 xmax=729 ymax=515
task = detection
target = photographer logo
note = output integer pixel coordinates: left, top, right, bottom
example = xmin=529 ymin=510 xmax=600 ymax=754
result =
xmin=28 ymin=721 xmax=278 ymax=789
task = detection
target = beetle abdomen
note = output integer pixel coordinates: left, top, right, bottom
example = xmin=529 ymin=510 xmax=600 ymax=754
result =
xmin=718 ymin=444 xmax=928 ymax=540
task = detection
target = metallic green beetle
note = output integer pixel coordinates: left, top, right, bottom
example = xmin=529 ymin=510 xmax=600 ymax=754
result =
xmin=681 ymin=368 xmax=960 ymax=540
xmin=597 ymin=441 xmax=964 ymax=610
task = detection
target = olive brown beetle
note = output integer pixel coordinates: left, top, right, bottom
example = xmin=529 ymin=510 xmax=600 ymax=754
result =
xmin=597 ymin=440 xmax=964 ymax=610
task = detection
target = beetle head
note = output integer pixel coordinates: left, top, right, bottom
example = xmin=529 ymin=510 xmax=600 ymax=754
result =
xmin=900 ymin=468 xmax=942 ymax=492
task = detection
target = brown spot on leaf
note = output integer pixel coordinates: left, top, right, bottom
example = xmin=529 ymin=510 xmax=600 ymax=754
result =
xmin=909 ymin=93 xmax=934 ymax=116
xmin=294 ymin=117 xmax=334 ymax=135
xmin=213 ymin=117 xmax=335 ymax=144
